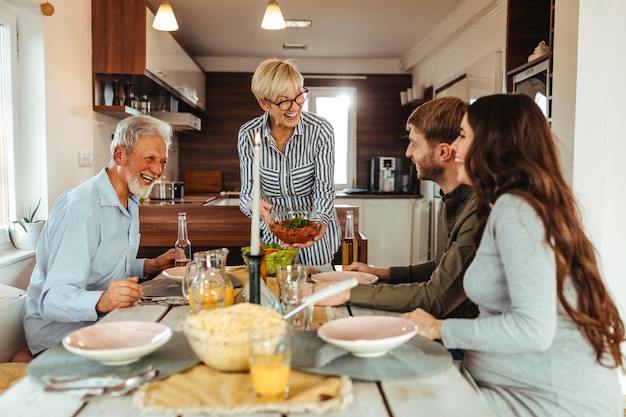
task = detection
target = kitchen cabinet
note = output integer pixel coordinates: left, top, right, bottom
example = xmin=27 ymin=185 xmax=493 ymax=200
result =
xmin=91 ymin=0 xmax=205 ymax=118
xmin=336 ymin=197 xmax=426 ymax=267
xmin=505 ymin=0 xmax=555 ymax=120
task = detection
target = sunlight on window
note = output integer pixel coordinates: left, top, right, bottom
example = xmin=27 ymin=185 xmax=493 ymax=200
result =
xmin=0 ymin=24 xmax=7 ymax=225
xmin=304 ymin=88 xmax=356 ymax=189
xmin=315 ymin=96 xmax=350 ymax=184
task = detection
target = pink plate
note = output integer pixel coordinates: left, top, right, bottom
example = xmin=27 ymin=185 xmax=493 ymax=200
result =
xmin=317 ymin=316 xmax=417 ymax=357
xmin=311 ymin=271 xmax=378 ymax=285
xmin=63 ymin=321 xmax=172 ymax=365
xmin=162 ymin=267 xmax=186 ymax=283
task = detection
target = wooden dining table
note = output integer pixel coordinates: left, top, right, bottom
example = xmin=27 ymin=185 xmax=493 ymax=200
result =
xmin=0 ymin=270 xmax=495 ymax=417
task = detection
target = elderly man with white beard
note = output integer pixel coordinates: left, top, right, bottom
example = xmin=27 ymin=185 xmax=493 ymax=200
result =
xmin=23 ymin=115 xmax=177 ymax=357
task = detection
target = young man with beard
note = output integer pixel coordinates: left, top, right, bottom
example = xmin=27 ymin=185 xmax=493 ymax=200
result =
xmin=23 ymin=115 xmax=177 ymax=356
xmin=316 ymin=96 xmax=478 ymax=319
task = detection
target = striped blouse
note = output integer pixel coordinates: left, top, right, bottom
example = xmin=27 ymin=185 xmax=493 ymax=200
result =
xmin=238 ymin=111 xmax=341 ymax=266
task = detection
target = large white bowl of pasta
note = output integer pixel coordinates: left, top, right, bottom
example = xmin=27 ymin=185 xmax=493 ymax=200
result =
xmin=183 ymin=303 xmax=285 ymax=372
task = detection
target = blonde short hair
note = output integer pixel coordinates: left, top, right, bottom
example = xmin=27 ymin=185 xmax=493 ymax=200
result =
xmin=251 ymin=58 xmax=304 ymax=102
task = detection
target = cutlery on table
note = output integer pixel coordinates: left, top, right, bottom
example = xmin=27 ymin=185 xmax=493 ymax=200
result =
xmin=43 ymin=369 xmax=159 ymax=394
xmin=42 ymin=366 xmax=153 ymax=385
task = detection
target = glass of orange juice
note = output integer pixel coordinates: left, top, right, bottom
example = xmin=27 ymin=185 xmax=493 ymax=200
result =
xmin=248 ymin=321 xmax=292 ymax=400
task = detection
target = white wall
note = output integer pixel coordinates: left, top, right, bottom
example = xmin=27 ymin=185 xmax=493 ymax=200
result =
xmin=13 ymin=0 xmax=115 ymax=212
xmin=572 ymin=0 xmax=626 ymax=315
xmin=404 ymin=0 xmax=506 ymax=92
xmin=550 ymin=0 xmax=579 ymax=186
xmin=40 ymin=1 xmax=99 ymax=202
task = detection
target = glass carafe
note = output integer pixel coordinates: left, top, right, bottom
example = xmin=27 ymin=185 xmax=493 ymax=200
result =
xmin=182 ymin=248 xmax=234 ymax=309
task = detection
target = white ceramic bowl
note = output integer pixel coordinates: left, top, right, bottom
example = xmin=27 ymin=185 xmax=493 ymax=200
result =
xmin=62 ymin=321 xmax=172 ymax=366
xmin=162 ymin=266 xmax=186 ymax=283
xmin=317 ymin=316 xmax=418 ymax=358
xmin=183 ymin=303 xmax=284 ymax=372
xmin=311 ymin=271 xmax=378 ymax=285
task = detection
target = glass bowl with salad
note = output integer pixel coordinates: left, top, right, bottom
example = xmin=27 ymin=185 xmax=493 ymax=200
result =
xmin=241 ymin=243 xmax=299 ymax=276
xmin=268 ymin=210 xmax=322 ymax=245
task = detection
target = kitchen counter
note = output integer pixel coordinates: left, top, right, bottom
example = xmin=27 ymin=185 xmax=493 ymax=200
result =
xmin=141 ymin=191 xmax=422 ymax=206
xmin=137 ymin=199 xmax=366 ymax=265
xmin=335 ymin=192 xmax=422 ymax=199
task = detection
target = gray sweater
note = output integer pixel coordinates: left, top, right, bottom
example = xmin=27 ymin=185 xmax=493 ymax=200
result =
xmin=441 ymin=194 xmax=621 ymax=417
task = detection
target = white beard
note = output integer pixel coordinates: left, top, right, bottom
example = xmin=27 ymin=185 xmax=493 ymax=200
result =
xmin=126 ymin=169 xmax=155 ymax=199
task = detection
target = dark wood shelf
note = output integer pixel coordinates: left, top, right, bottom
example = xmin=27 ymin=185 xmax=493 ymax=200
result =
xmin=401 ymin=86 xmax=434 ymax=108
xmin=507 ymin=53 xmax=551 ymax=76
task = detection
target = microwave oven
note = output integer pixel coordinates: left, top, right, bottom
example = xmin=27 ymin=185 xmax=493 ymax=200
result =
xmin=512 ymin=58 xmax=550 ymax=118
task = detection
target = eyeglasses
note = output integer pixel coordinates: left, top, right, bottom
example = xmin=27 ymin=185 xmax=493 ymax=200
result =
xmin=267 ymin=88 xmax=308 ymax=111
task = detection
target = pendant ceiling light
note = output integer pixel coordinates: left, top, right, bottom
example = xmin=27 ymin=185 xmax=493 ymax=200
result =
xmin=261 ymin=0 xmax=286 ymax=30
xmin=153 ymin=0 xmax=179 ymax=32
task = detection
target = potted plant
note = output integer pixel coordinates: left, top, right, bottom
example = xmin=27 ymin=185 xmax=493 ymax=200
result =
xmin=9 ymin=198 xmax=45 ymax=250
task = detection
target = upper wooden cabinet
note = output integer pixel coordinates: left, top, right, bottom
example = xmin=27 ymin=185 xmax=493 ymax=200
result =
xmin=92 ymin=0 xmax=147 ymax=75
xmin=505 ymin=0 xmax=554 ymax=119
xmin=505 ymin=0 xmax=552 ymax=75
xmin=91 ymin=0 xmax=206 ymax=117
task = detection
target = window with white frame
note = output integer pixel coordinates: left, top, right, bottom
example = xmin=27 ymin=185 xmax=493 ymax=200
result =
xmin=0 ymin=5 xmax=17 ymax=249
xmin=303 ymin=87 xmax=357 ymax=190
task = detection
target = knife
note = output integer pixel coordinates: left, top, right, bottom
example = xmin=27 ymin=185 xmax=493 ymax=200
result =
xmin=283 ymin=277 xmax=358 ymax=320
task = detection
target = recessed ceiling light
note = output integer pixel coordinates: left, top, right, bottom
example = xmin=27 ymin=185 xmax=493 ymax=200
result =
xmin=285 ymin=20 xmax=312 ymax=28
xmin=283 ymin=43 xmax=307 ymax=50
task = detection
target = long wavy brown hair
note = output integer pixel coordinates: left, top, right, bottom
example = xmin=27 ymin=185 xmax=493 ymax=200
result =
xmin=464 ymin=94 xmax=624 ymax=368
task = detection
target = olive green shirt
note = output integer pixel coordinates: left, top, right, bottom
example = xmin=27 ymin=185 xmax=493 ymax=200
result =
xmin=349 ymin=184 xmax=478 ymax=318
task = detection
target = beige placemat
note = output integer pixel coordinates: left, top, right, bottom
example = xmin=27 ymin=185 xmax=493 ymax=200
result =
xmin=135 ymin=364 xmax=352 ymax=415
xmin=0 ymin=362 xmax=28 ymax=395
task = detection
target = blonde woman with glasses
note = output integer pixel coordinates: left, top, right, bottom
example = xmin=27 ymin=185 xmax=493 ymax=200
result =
xmin=238 ymin=58 xmax=341 ymax=270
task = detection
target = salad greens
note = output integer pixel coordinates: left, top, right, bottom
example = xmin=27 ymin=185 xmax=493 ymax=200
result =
xmin=241 ymin=243 xmax=299 ymax=275
xmin=283 ymin=216 xmax=311 ymax=229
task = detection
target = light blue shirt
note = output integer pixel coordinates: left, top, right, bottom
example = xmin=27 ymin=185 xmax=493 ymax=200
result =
xmin=23 ymin=168 xmax=146 ymax=355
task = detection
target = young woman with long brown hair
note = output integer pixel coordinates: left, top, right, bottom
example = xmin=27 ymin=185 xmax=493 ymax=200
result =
xmin=404 ymin=94 xmax=624 ymax=416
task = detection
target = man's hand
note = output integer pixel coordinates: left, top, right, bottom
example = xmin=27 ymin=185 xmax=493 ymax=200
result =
xmin=96 ymin=277 xmax=143 ymax=313
xmin=312 ymin=280 xmax=351 ymax=306
xmin=343 ymin=262 xmax=391 ymax=282
xmin=144 ymin=248 xmax=176 ymax=275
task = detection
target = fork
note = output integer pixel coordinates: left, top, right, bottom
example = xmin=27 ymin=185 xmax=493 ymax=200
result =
xmin=43 ymin=369 xmax=158 ymax=394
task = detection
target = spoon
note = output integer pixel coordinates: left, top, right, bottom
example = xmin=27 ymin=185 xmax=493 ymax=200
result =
xmin=109 ymin=369 xmax=159 ymax=397
xmin=284 ymin=277 xmax=359 ymax=320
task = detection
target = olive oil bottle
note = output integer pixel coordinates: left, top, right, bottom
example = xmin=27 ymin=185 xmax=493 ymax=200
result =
xmin=342 ymin=210 xmax=358 ymax=268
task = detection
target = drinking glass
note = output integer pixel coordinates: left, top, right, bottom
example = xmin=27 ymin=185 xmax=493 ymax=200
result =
xmin=248 ymin=321 xmax=292 ymax=400
xmin=281 ymin=280 xmax=314 ymax=330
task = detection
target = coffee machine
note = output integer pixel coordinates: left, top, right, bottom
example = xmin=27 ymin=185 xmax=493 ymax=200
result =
xmin=370 ymin=157 xmax=402 ymax=193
